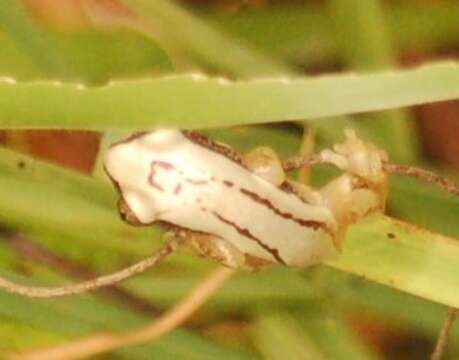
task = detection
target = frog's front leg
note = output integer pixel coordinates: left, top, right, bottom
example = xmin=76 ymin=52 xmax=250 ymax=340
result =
xmin=318 ymin=130 xmax=389 ymax=243
xmin=242 ymin=146 xmax=286 ymax=186
xmin=243 ymin=142 xmax=331 ymax=209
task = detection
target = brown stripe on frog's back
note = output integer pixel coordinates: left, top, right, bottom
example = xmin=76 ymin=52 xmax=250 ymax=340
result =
xmin=184 ymin=131 xmax=332 ymax=236
xmin=278 ymin=181 xmax=317 ymax=202
xmin=181 ymin=130 xmax=244 ymax=166
xmin=211 ymin=211 xmax=286 ymax=265
xmin=239 ymin=187 xmax=327 ymax=231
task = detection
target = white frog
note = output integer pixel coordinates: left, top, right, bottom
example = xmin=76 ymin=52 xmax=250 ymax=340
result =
xmin=104 ymin=129 xmax=388 ymax=270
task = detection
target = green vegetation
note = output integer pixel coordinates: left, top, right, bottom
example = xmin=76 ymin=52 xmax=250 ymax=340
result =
xmin=0 ymin=0 xmax=458 ymax=358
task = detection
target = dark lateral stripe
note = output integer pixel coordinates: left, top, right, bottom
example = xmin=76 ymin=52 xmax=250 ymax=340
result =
xmin=240 ymin=188 xmax=325 ymax=230
xmin=212 ymin=211 xmax=286 ymax=265
xmin=181 ymin=130 xmax=244 ymax=166
xmin=222 ymin=180 xmax=234 ymax=187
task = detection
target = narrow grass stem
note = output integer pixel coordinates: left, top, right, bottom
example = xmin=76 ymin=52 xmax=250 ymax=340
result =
xmin=10 ymin=267 xmax=234 ymax=360
xmin=283 ymin=156 xmax=459 ymax=197
xmin=430 ymin=307 xmax=458 ymax=360
xmin=0 ymin=236 xmax=183 ymax=298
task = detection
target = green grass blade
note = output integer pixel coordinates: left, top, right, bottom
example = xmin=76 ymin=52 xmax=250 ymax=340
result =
xmin=204 ymin=4 xmax=333 ymax=67
xmin=0 ymin=31 xmax=42 ymax=80
xmin=390 ymin=2 xmax=459 ymax=54
xmin=301 ymin=314 xmax=382 ymax=360
xmin=118 ymin=0 xmax=290 ymax=76
xmin=327 ymin=215 xmax=459 ymax=308
xmin=328 ymin=0 xmax=395 ymax=69
xmin=0 ymin=1 xmax=67 ymax=77
xmin=327 ymin=0 xmax=419 ymax=162
xmin=388 ymin=175 xmax=459 ymax=239
xmin=0 ymin=272 xmax=255 ymax=359
xmin=46 ymin=29 xmax=172 ymax=82
xmin=252 ymin=312 xmax=326 ymax=360
xmin=253 ymin=309 xmax=381 ymax=360
xmin=1 ymin=62 xmax=459 ymax=129
xmin=316 ymin=268 xmax=459 ymax=353
xmin=0 ymin=317 xmax=64 ymax=352
xmin=206 ymin=2 xmax=459 ymax=67
xmin=126 ymin=268 xmax=315 ymax=311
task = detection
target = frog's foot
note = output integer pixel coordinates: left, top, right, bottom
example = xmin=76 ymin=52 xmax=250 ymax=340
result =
xmin=185 ymin=231 xmax=272 ymax=271
xmin=320 ymin=129 xmax=388 ymax=185
xmin=242 ymin=146 xmax=285 ymax=186
xmin=317 ymin=130 xmax=389 ymax=238
xmin=162 ymin=229 xmax=190 ymax=250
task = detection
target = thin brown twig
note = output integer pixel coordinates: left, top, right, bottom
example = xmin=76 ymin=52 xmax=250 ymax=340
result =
xmin=0 ymin=236 xmax=183 ymax=298
xmin=282 ymin=155 xmax=459 ymax=198
xmin=282 ymin=154 xmax=321 ymax=172
xmin=6 ymin=233 xmax=160 ymax=314
xmin=430 ymin=307 xmax=458 ymax=360
xmin=10 ymin=266 xmax=235 ymax=360
xmin=384 ymin=163 xmax=459 ymax=197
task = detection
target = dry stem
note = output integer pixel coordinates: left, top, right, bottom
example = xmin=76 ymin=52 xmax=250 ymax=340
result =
xmin=10 ymin=266 xmax=234 ymax=360
xmin=282 ymin=155 xmax=459 ymax=198
xmin=430 ymin=307 xmax=458 ymax=360
xmin=282 ymin=154 xmax=321 ymax=172
xmin=7 ymin=233 xmax=160 ymax=314
xmin=0 ymin=236 xmax=183 ymax=298
xmin=384 ymin=163 xmax=459 ymax=197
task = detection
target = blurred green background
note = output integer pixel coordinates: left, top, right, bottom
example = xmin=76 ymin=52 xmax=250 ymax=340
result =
xmin=0 ymin=0 xmax=459 ymax=359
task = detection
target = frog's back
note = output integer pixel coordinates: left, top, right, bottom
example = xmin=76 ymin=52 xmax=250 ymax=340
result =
xmin=105 ymin=129 xmax=338 ymax=267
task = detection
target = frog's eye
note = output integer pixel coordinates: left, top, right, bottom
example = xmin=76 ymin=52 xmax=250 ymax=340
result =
xmin=118 ymin=197 xmax=143 ymax=226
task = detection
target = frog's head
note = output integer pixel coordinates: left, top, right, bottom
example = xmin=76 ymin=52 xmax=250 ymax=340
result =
xmin=104 ymin=129 xmax=185 ymax=225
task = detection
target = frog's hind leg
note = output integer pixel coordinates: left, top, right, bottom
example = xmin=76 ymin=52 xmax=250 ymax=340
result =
xmin=175 ymin=230 xmax=272 ymax=271
xmin=188 ymin=232 xmax=245 ymax=269
xmin=317 ymin=129 xmax=389 ymax=244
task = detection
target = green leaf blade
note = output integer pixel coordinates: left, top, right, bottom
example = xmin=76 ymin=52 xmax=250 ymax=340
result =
xmin=1 ymin=62 xmax=459 ymax=129
xmin=328 ymin=215 xmax=459 ymax=308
